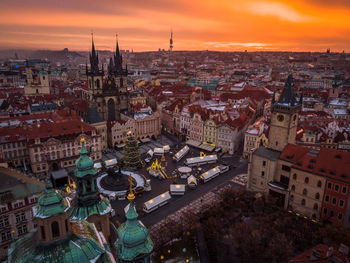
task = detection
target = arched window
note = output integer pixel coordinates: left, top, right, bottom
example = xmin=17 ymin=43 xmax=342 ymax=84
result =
xmin=315 ymin=193 xmax=320 ymax=200
xmin=293 ymin=173 xmax=297 ymax=180
xmin=291 ymin=185 xmax=296 ymax=192
xmin=305 ymin=177 xmax=309 ymax=184
xmin=51 ymin=221 xmax=60 ymax=238
xmin=96 ymin=79 xmax=100 ymax=89
xmin=301 ymin=199 xmax=306 ymax=206
xmin=65 ymin=219 xmax=68 ymax=232
xmin=313 ymin=203 xmax=318 ymax=210
xmin=317 ymin=181 xmax=322 ymax=188
xmin=303 ymin=188 xmax=307 ymax=196
xmin=290 ymin=195 xmax=294 ymax=201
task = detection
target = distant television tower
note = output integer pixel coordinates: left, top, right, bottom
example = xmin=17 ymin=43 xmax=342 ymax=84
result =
xmin=169 ymin=30 xmax=173 ymax=52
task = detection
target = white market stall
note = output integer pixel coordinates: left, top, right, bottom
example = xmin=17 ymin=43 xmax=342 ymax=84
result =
xmin=104 ymin=158 xmax=117 ymax=168
xmin=174 ymin=145 xmax=190 ymax=161
xmin=153 ymin=147 xmax=165 ymax=156
xmin=143 ymin=191 xmax=171 ymax=213
xmin=200 ymin=166 xmax=221 ymax=183
xmin=187 ymin=175 xmax=197 ymax=189
xmin=170 ymin=184 xmax=186 ymax=195
xmin=184 ymin=154 xmax=218 ymax=167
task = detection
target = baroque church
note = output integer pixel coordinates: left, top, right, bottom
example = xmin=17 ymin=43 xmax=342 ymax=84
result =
xmin=8 ymin=135 xmax=154 ymax=262
xmin=86 ymin=36 xmax=129 ymax=121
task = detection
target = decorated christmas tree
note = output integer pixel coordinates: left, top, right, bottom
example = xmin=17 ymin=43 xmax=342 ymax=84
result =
xmin=123 ymin=131 xmax=142 ymax=169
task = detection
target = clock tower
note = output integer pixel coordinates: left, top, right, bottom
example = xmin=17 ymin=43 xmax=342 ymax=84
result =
xmin=268 ymin=74 xmax=302 ymax=152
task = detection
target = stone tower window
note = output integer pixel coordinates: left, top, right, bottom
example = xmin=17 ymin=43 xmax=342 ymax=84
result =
xmin=277 ymin=114 xmax=284 ymax=122
xmin=51 ymin=221 xmax=60 ymax=238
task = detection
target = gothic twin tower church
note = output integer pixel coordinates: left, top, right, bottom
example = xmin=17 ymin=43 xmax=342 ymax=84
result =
xmin=86 ymin=37 xmax=129 ymax=121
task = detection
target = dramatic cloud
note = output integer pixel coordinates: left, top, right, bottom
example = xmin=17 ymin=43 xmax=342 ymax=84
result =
xmin=0 ymin=0 xmax=349 ymax=51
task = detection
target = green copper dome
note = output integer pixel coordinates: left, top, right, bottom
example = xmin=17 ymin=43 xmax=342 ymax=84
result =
xmin=35 ymin=181 xmax=68 ymax=219
xmin=75 ymin=140 xmax=97 ymax=178
xmin=8 ymin=229 xmax=108 ymax=263
xmin=116 ymin=201 xmax=153 ymax=261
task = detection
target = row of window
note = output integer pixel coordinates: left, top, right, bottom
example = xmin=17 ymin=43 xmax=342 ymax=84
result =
xmin=327 ymin=182 xmax=347 ymax=194
xmin=323 ymin=208 xmax=346 ymax=221
xmin=324 ymin=195 xmax=345 ymax=207
xmin=290 ymin=196 xmax=319 ymax=210
xmin=290 ymin=186 xmax=321 ymax=199
xmin=3 ymin=149 xmax=28 ymax=159
xmin=292 ymin=174 xmax=322 ymax=187
xmin=2 ymin=141 xmax=25 ymax=150
xmin=34 ymin=139 xmax=97 ymax=153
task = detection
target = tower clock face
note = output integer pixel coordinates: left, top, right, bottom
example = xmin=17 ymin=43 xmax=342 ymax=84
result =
xmin=277 ymin=114 xmax=284 ymax=122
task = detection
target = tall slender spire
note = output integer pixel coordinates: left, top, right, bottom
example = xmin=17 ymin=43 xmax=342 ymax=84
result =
xmin=89 ymin=32 xmax=99 ymax=74
xmin=169 ymin=29 xmax=173 ymax=52
xmin=276 ymin=74 xmax=298 ymax=106
xmin=114 ymin=34 xmax=123 ymax=73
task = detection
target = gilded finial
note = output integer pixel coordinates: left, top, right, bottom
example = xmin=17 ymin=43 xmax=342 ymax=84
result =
xmin=127 ymin=176 xmax=135 ymax=201
xmin=81 ymin=125 xmax=85 ymax=144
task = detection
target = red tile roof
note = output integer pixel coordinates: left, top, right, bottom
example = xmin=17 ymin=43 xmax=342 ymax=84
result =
xmin=281 ymin=144 xmax=350 ymax=183
xmin=290 ymin=244 xmax=350 ymax=263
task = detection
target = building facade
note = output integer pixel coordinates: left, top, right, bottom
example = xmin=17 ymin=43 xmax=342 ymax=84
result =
xmin=24 ymin=67 xmax=50 ymax=95
xmin=27 ymin=121 xmax=101 ymax=175
xmin=0 ymin=169 xmax=45 ymax=261
xmin=108 ymin=119 xmax=135 ymax=147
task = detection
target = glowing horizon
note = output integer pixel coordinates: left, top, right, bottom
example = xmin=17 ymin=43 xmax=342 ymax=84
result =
xmin=0 ymin=0 xmax=349 ymax=52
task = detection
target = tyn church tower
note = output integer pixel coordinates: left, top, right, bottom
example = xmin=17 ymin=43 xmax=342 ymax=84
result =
xmin=86 ymin=35 xmax=129 ymax=121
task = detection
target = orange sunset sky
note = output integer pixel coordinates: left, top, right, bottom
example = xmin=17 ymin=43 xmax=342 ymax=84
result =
xmin=0 ymin=0 xmax=349 ymax=52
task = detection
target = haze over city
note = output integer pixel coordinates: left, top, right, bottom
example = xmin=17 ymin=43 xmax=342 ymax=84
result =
xmin=0 ymin=0 xmax=350 ymax=51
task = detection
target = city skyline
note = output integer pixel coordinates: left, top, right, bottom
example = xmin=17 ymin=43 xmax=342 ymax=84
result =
xmin=0 ymin=0 xmax=350 ymax=52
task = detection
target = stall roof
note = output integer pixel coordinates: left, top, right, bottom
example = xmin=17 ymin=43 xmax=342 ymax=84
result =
xmin=185 ymin=154 xmax=217 ymax=165
xmin=154 ymin=147 xmax=164 ymax=154
xmin=170 ymin=184 xmax=186 ymax=192
xmin=144 ymin=191 xmax=171 ymax=210
xmin=175 ymin=145 xmax=189 ymax=160
xmin=104 ymin=158 xmax=117 ymax=167
xmin=187 ymin=175 xmax=197 ymax=185
xmin=201 ymin=166 xmax=220 ymax=180
xmin=51 ymin=169 xmax=68 ymax=180
xmin=163 ymin=145 xmax=170 ymax=152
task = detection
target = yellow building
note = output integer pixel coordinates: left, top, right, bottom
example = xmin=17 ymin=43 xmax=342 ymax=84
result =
xmin=203 ymin=119 xmax=218 ymax=145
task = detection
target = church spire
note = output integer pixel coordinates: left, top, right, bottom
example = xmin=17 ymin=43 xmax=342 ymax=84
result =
xmin=114 ymin=34 xmax=123 ymax=73
xmin=276 ymin=74 xmax=299 ymax=107
xmin=89 ymin=33 xmax=99 ymax=74
xmin=169 ymin=29 xmax=173 ymax=52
